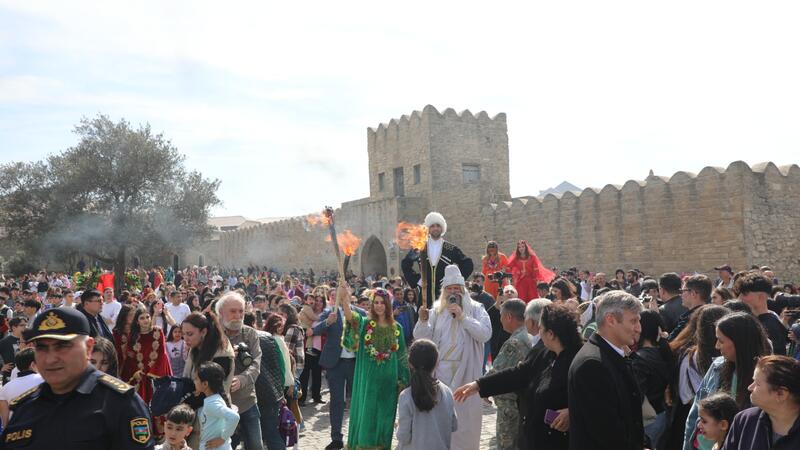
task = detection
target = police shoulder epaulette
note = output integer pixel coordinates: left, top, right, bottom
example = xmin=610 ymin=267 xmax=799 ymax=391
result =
xmin=9 ymin=385 xmax=40 ymax=407
xmin=98 ymin=374 xmax=134 ymax=394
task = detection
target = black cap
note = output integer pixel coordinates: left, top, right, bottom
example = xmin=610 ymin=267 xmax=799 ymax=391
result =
xmin=25 ymin=307 xmax=91 ymax=341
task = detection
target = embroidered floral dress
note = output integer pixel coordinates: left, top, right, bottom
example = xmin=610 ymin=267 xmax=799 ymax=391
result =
xmin=343 ymin=314 xmax=410 ymax=450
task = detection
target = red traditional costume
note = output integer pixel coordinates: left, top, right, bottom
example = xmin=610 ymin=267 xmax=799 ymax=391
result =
xmin=481 ymin=251 xmax=509 ymax=299
xmin=505 ymin=240 xmax=556 ymax=301
xmin=118 ymin=327 xmax=172 ymax=437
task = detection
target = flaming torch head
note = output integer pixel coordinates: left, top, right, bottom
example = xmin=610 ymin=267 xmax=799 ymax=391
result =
xmin=326 ymin=230 xmax=361 ymax=274
xmin=327 ymin=230 xmax=362 ymax=257
xmin=395 ymin=222 xmax=429 ymax=251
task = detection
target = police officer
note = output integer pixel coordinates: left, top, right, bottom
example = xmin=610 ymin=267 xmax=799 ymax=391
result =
xmin=0 ymin=307 xmax=155 ymax=449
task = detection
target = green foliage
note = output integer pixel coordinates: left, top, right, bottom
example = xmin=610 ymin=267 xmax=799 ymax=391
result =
xmin=0 ymin=115 xmax=221 ymax=291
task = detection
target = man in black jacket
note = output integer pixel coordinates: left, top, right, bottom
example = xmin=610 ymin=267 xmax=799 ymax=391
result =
xmin=77 ymin=289 xmax=114 ymax=341
xmin=658 ymin=272 xmax=686 ymax=334
xmin=401 ymin=211 xmax=473 ymax=308
xmin=568 ymin=291 xmax=646 ymax=450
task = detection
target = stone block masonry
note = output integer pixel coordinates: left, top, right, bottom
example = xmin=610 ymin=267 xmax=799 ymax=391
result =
xmin=215 ymin=105 xmax=800 ymax=282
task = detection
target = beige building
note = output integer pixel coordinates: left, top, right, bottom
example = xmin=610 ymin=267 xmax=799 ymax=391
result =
xmin=214 ymin=105 xmax=800 ymax=281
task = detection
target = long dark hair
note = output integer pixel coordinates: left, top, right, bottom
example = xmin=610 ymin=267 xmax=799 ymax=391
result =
xmin=408 ymin=339 xmax=439 ymax=412
xmin=129 ymin=308 xmax=151 ymax=346
xmin=197 ymin=361 xmax=232 ymax=407
xmin=716 ymin=312 xmax=770 ymax=408
xmin=691 ymin=305 xmax=730 ymax=375
xmin=402 ymin=288 xmax=417 ymax=304
xmin=183 ymin=311 xmax=228 ymax=369
xmin=92 ymin=336 xmax=119 ymax=378
xmin=148 ymin=301 xmax=168 ymax=329
xmin=113 ymin=304 xmax=135 ymax=335
xmin=370 ymin=289 xmax=395 ymax=324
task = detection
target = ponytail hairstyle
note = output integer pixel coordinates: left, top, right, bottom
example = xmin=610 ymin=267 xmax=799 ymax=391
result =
xmin=408 ymin=339 xmax=439 ymax=412
xmin=197 ymin=361 xmax=232 ymax=407
xmin=183 ymin=311 xmax=228 ymax=368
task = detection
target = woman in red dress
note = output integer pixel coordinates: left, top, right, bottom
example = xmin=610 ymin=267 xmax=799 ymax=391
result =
xmin=505 ymin=240 xmax=556 ymax=302
xmin=481 ymin=241 xmax=509 ymax=299
xmin=118 ymin=308 xmax=173 ymax=436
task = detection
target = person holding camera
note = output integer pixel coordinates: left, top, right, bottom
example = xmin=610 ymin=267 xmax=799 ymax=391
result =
xmin=216 ymin=292 xmax=264 ymax=450
xmin=414 ymin=264 xmax=492 ymax=450
xmin=481 ymin=241 xmax=509 ymax=300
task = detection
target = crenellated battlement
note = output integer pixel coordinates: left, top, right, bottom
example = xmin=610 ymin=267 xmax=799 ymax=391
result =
xmin=367 ymin=104 xmax=506 ymax=139
xmin=486 ymin=161 xmax=800 ymax=213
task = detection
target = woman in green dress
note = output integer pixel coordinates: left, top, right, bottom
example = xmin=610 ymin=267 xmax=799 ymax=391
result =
xmin=340 ymin=285 xmax=410 ymax=450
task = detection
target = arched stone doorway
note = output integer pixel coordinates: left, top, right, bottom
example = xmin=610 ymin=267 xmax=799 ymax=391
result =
xmin=361 ymin=236 xmax=388 ymax=277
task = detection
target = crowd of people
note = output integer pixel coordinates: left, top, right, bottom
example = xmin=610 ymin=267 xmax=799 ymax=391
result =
xmin=0 ymin=211 xmax=799 ymax=449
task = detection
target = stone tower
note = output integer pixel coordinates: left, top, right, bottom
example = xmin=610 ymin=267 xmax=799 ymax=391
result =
xmin=366 ymin=105 xmax=511 ymax=206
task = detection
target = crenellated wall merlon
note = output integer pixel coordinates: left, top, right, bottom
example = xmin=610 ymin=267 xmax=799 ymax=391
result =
xmin=367 ymin=104 xmax=506 ymax=137
xmin=487 ymin=161 xmax=800 ymax=214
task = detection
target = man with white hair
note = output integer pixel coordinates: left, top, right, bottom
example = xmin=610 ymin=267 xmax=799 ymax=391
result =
xmin=453 ymin=298 xmax=552 ymax=450
xmin=216 ymin=292 xmax=263 ymax=450
xmin=414 ymin=264 xmax=492 ymax=450
xmin=402 ymin=211 xmax=473 ymax=308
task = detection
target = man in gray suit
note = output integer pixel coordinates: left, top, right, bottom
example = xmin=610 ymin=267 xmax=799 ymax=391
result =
xmin=312 ymin=293 xmax=365 ymax=450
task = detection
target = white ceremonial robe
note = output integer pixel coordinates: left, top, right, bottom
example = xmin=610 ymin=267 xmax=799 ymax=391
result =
xmin=413 ymin=298 xmax=492 ymax=450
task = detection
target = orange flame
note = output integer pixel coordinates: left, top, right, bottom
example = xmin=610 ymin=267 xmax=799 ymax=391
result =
xmin=395 ymin=222 xmax=428 ymax=250
xmin=326 ymin=230 xmax=362 ymax=256
xmin=305 ymin=213 xmax=331 ymax=227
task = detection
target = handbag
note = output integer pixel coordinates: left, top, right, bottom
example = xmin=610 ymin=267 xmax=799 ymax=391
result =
xmin=279 ymin=400 xmax=299 ymax=446
xmin=150 ymin=376 xmax=195 ymax=416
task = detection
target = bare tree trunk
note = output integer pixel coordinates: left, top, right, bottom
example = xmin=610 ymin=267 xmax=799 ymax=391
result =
xmin=114 ymin=246 xmax=126 ymax=295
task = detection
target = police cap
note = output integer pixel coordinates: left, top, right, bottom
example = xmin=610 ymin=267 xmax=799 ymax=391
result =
xmin=24 ymin=307 xmax=90 ymax=341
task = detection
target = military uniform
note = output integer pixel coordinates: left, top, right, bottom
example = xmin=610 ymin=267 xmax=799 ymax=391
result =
xmin=486 ymin=326 xmax=533 ymax=450
xmin=1 ymin=366 xmax=155 ymax=449
xmin=0 ymin=306 xmax=155 ymax=450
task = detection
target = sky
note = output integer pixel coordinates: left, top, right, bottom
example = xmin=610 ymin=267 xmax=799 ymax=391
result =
xmin=2 ymin=1 xmax=800 ymax=219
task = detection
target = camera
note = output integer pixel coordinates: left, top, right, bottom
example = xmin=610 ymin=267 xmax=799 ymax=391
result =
xmin=235 ymin=342 xmax=253 ymax=367
xmin=448 ymin=294 xmax=463 ymax=318
xmin=489 ymin=271 xmax=513 ymax=284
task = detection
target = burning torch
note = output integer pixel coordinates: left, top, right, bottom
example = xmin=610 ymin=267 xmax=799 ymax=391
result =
xmin=395 ymin=222 xmax=429 ymax=309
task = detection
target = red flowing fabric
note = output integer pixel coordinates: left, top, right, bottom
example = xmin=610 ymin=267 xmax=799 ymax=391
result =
xmin=505 ymin=241 xmax=556 ymax=302
xmin=481 ymin=252 xmax=509 ymax=299
xmin=98 ymin=273 xmax=115 ymax=291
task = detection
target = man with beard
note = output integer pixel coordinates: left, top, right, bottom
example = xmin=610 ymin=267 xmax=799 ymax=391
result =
xmin=401 ymin=211 xmax=473 ymax=308
xmin=414 ymin=265 xmax=492 ymax=450
xmin=216 ymin=293 xmax=263 ymax=450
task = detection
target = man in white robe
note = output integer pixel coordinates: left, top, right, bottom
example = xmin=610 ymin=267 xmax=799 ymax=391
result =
xmin=414 ymin=264 xmax=492 ymax=450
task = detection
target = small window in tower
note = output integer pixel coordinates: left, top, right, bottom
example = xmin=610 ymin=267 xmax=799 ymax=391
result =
xmin=413 ymin=164 xmax=421 ymax=184
xmin=462 ymin=164 xmax=480 ymax=184
xmin=378 ymin=172 xmax=385 ymax=191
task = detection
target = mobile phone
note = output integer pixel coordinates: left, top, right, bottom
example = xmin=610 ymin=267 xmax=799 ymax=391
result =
xmin=544 ymin=409 xmax=559 ymax=425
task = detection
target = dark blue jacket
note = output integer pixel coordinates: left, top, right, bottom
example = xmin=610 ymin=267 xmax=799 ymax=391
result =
xmin=722 ymin=406 xmax=800 ymax=450
xmin=312 ymin=306 xmax=365 ymax=370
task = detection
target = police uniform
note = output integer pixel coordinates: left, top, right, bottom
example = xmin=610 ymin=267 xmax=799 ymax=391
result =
xmin=0 ymin=307 xmax=155 ymax=450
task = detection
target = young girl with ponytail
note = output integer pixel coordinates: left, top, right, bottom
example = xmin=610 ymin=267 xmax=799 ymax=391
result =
xmin=195 ymin=361 xmax=239 ymax=450
xmin=396 ymin=339 xmax=458 ymax=450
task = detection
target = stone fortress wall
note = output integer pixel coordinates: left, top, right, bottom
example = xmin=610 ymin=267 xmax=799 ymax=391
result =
xmin=216 ymin=105 xmax=800 ymax=281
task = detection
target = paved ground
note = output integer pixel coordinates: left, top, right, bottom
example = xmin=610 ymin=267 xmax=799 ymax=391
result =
xmin=293 ymin=386 xmax=498 ymax=449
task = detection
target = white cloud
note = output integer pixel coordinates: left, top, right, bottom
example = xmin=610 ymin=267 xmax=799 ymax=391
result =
xmin=2 ymin=0 xmax=800 ymax=217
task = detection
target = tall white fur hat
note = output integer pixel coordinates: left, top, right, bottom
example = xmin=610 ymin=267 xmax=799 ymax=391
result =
xmin=441 ymin=264 xmax=465 ymax=287
xmin=424 ymin=211 xmax=447 ymax=236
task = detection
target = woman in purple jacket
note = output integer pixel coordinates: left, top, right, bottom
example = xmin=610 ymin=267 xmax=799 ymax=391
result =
xmin=721 ymin=355 xmax=800 ymax=450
